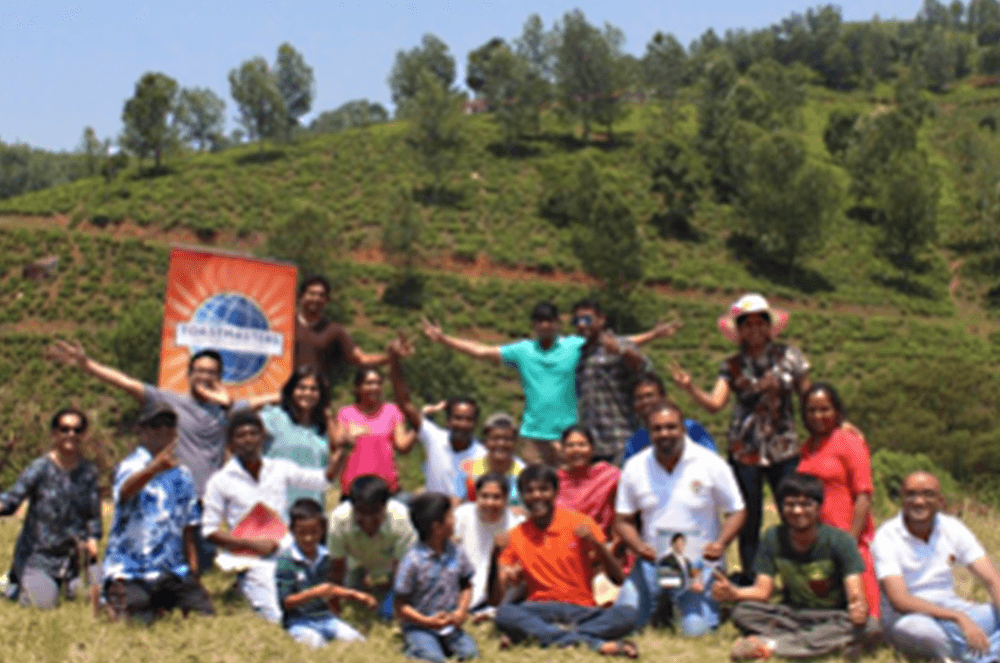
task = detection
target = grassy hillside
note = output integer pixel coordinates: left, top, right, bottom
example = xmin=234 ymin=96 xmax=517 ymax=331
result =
xmin=2 ymin=79 xmax=1000 ymax=496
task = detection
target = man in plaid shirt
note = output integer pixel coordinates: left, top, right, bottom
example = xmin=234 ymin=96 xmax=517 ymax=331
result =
xmin=573 ymin=299 xmax=651 ymax=465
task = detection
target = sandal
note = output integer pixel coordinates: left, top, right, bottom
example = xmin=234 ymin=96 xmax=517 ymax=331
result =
xmin=599 ymin=640 xmax=639 ymax=658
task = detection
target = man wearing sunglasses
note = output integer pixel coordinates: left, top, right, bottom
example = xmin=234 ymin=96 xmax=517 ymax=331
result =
xmin=873 ymin=471 xmax=1000 ymax=663
xmin=103 ymin=402 xmax=214 ymax=623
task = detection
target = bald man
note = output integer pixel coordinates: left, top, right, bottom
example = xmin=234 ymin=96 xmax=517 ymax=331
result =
xmin=872 ymin=471 xmax=1000 ymax=661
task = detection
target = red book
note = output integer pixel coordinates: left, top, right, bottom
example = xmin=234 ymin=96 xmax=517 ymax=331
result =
xmin=228 ymin=503 xmax=288 ymax=557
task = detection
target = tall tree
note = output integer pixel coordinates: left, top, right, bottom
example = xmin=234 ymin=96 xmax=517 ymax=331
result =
xmin=874 ymin=150 xmax=939 ymax=284
xmin=466 ymin=38 xmax=534 ymax=148
xmin=120 ymin=71 xmax=180 ymax=169
xmin=643 ymin=31 xmax=687 ymax=130
xmin=78 ymin=126 xmax=106 ymax=176
xmin=274 ymin=42 xmax=315 ymax=136
xmin=513 ymin=13 xmax=556 ymax=132
xmin=388 ymin=34 xmax=456 ymax=116
xmin=228 ymin=57 xmax=286 ymax=149
xmin=738 ymin=131 xmax=841 ymax=280
xmin=553 ymin=10 xmax=630 ymax=141
xmin=405 ymin=70 xmax=465 ymax=201
xmin=176 ymin=86 xmax=225 ymax=151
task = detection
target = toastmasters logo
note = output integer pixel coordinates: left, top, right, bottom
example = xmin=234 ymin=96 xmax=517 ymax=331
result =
xmin=160 ymin=247 xmax=297 ymax=398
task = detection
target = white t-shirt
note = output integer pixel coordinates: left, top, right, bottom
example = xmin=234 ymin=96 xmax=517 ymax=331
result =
xmin=201 ymin=457 xmax=328 ymax=537
xmin=872 ymin=511 xmax=986 ymax=613
xmin=616 ymin=441 xmax=744 ymax=566
xmin=419 ymin=418 xmax=486 ymax=496
xmin=453 ymin=502 xmax=523 ymax=607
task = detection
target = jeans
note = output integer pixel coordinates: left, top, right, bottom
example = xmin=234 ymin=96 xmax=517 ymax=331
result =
xmin=237 ymin=558 xmax=281 ymax=623
xmin=494 ymin=601 xmax=638 ymax=650
xmin=885 ymin=597 xmax=1000 ymax=663
xmin=286 ymin=613 xmax=366 ymax=648
xmin=730 ymin=457 xmax=800 ymax=577
xmin=615 ymin=559 xmax=719 ymax=636
xmin=402 ymin=624 xmax=478 ymax=663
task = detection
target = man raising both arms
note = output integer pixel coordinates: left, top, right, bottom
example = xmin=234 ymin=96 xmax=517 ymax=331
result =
xmin=296 ymin=275 xmax=389 ymax=375
xmin=423 ymin=302 xmax=580 ymax=467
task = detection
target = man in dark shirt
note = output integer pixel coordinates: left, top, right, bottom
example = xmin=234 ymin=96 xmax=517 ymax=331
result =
xmin=711 ymin=473 xmax=878 ymax=660
xmin=295 ymin=275 xmax=388 ymax=375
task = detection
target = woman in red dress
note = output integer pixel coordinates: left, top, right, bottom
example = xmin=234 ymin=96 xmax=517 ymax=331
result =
xmin=797 ymin=382 xmax=879 ymax=617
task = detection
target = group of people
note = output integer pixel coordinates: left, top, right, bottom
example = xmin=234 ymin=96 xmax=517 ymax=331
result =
xmin=2 ymin=276 xmax=999 ymax=663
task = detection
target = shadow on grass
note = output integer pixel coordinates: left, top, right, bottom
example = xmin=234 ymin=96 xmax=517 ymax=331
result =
xmin=234 ymin=150 xmax=286 ymax=166
xmin=525 ymin=131 xmax=635 ymax=153
xmin=486 ymin=142 xmax=542 ymax=159
xmin=130 ymin=165 xmax=176 ymax=180
xmin=649 ymin=211 xmax=703 ymax=242
xmin=871 ymin=273 xmax=937 ymax=299
xmin=412 ymin=186 xmax=466 ymax=208
xmin=846 ymin=205 xmax=879 ymax=225
xmin=382 ymin=273 xmax=425 ymax=309
xmin=726 ymin=234 xmax=835 ymax=294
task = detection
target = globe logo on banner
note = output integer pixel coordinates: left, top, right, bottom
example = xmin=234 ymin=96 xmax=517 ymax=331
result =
xmin=189 ymin=294 xmax=269 ymax=383
xmin=175 ymin=292 xmax=285 ymax=385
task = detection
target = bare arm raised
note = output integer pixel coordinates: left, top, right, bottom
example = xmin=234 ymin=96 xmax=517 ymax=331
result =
xmin=50 ymin=340 xmax=144 ymax=401
xmin=422 ymin=317 xmax=502 ymax=364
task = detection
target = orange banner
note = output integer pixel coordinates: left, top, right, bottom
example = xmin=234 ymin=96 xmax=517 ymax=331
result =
xmin=159 ymin=247 xmax=297 ymax=399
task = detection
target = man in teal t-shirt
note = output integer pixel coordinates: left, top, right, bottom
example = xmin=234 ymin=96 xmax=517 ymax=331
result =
xmin=422 ymin=302 xmax=583 ymax=466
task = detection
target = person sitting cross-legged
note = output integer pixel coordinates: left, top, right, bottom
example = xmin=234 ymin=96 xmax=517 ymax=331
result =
xmin=394 ymin=493 xmax=479 ymax=663
xmin=873 ymin=471 xmax=1000 ymax=663
xmin=275 ymin=498 xmax=376 ymax=649
xmin=711 ymin=473 xmax=879 ymax=660
xmin=494 ymin=465 xmax=639 ymax=657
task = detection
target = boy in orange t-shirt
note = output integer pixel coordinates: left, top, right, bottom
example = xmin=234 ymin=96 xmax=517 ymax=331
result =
xmin=494 ymin=465 xmax=639 ymax=658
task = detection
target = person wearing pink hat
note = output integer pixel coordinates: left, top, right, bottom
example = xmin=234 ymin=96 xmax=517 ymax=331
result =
xmin=672 ymin=293 xmax=810 ymax=582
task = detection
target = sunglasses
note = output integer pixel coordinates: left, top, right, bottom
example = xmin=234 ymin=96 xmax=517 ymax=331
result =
xmin=56 ymin=425 xmax=86 ymax=435
xmin=572 ymin=314 xmax=594 ymax=326
xmin=146 ymin=417 xmax=177 ymax=429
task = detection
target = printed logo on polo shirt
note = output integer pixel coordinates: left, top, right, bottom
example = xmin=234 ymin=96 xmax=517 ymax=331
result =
xmin=691 ymin=480 xmax=704 ymax=494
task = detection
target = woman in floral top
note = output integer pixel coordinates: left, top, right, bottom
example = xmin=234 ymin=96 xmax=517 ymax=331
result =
xmin=0 ymin=408 xmax=101 ymax=609
xmin=672 ymin=294 xmax=810 ymax=580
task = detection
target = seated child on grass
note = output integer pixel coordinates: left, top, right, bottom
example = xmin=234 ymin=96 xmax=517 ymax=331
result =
xmin=275 ymin=498 xmax=378 ymax=649
xmin=394 ymin=493 xmax=478 ymax=663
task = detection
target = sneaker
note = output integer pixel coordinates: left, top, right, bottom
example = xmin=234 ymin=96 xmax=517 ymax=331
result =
xmin=730 ymin=636 xmax=776 ymax=661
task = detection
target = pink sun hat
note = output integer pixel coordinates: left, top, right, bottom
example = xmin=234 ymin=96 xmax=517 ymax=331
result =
xmin=717 ymin=293 xmax=790 ymax=343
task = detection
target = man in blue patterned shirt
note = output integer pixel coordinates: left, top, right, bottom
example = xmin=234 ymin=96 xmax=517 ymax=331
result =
xmin=102 ymin=402 xmax=214 ymax=623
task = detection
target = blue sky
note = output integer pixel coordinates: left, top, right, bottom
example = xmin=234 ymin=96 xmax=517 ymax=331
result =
xmin=2 ymin=0 xmax=924 ymax=151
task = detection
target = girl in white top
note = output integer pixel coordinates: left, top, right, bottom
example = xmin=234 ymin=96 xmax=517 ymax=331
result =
xmin=452 ymin=472 xmax=524 ymax=613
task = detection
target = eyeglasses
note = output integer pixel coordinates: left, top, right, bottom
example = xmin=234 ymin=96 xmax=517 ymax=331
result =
xmin=56 ymin=425 xmax=85 ymax=435
xmin=781 ymin=498 xmax=818 ymax=511
xmin=903 ymin=489 xmax=939 ymax=500
xmin=572 ymin=315 xmax=594 ymax=326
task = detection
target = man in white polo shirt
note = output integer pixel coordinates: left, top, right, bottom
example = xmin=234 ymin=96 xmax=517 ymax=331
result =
xmin=615 ymin=401 xmax=746 ymax=635
xmin=872 ymin=471 xmax=1000 ymax=662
